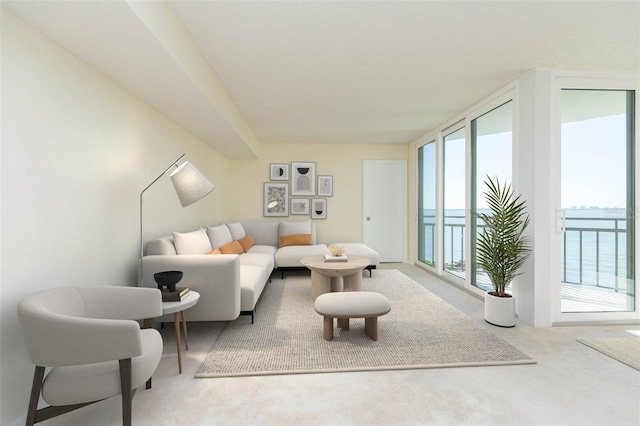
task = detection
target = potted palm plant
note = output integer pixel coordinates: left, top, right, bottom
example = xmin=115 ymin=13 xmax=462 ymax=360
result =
xmin=473 ymin=176 xmax=531 ymax=327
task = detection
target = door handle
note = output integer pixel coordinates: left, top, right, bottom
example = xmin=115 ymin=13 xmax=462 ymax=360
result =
xmin=556 ymin=209 xmax=566 ymax=234
xmin=366 ymin=217 xmax=371 ymax=221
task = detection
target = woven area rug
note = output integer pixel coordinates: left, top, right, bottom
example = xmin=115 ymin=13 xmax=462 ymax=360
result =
xmin=196 ymin=269 xmax=535 ymax=378
xmin=577 ymin=337 xmax=640 ymax=371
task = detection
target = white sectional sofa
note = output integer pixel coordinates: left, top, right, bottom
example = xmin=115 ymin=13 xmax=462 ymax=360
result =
xmin=142 ymin=220 xmax=331 ymax=323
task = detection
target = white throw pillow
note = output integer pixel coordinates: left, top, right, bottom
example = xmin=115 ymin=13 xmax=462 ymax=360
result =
xmin=226 ymin=222 xmax=246 ymax=240
xmin=279 ymin=220 xmax=312 ymax=237
xmin=173 ymin=228 xmax=212 ymax=255
xmin=207 ymin=225 xmax=233 ymax=249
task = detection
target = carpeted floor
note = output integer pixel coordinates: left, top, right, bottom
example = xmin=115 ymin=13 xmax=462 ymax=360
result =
xmin=577 ymin=336 xmax=640 ymax=371
xmin=196 ymin=269 xmax=535 ymax=377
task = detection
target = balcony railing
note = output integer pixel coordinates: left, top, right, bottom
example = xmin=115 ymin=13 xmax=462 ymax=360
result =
xmin=562 ymin=216 xmax=631 ymax=293
xmin=419 ymin=214 xmax=632 ymax=293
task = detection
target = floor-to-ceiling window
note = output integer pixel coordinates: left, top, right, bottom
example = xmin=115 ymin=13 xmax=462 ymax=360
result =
xmin=471 ymin=100 xmax=513 ymax=291
xmin=414 ymin=73 xmax=638 ymax=326
xmin=418 ymin=140 xmax=437 ymax=266
xmin=443 ymin=126 xmax=466 ymax=279
xmin=559 ymin=89 xmax=636 ymax=313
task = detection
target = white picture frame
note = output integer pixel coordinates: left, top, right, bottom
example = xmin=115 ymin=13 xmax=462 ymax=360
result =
xmin=291 ymin=162 xmax=316 ymax=196
xmin=311 ymin=198 xmax=327 ymax=219
xmin=291 ymin=198 xmax=310 ymax=215
xmin=270 ymin=163 xmax=289 ymax=181
xmin=264 ymin=182 xmax=289 ymax=217
xmin=317 ymin=175 xmax=333 ymax=197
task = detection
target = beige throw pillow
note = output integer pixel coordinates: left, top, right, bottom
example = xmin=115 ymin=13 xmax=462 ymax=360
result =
xmin=173 ymin=228 xmax=212 ymax=255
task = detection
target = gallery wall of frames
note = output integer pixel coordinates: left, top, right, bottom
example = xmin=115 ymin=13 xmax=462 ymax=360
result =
xmin=264 ymin=162 xmax=333 ymax=219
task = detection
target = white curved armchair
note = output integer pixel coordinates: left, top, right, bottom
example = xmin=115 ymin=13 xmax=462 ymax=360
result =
xmin=18 ymin=286 xmax=163 ymax=426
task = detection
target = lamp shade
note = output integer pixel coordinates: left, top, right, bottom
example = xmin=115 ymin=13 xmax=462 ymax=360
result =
xmin=169 ymin=161 xmax=215 ymax=207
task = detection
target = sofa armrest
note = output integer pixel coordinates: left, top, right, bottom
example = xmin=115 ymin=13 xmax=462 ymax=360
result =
xmin=141 ymin=255 xmax=241 ymax=321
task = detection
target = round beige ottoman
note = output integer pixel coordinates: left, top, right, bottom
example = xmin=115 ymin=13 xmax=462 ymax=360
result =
xmin=314 ymin=291 xmax=391 ymax=341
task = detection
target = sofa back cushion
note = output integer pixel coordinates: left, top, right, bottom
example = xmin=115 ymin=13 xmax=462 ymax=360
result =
xmin=279 ymin=220 xmax=316 ymax=244
xmin=207 ymin=225 xmax=233 ymax=249
xmin=225 ymin=222 xmax=246 ymax=240
xmin=241 ymin=222 xmax=280 ymax=246
xmin=145 ymin=237 xmax=177 ymax=256
xmin=173 ymin=228 xmax=212 ymax=255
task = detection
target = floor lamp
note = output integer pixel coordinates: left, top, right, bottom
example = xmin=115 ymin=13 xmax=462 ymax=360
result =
xmin=139 ymin=154 xmax=215 ymax=285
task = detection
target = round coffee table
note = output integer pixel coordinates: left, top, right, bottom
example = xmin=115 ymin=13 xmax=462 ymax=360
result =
xmin=301 ymin=255 xmax=370 ymax=300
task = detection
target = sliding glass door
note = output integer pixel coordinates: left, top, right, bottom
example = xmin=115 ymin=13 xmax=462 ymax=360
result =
xmin=560 ymin=89 xmax=635 ymax=313
xmin=443 ymin=127 xmax=466 ymax=279
xmin=471 ymin=101 xmax=513 ymax=291
xmin=418 ymin=140 xmax=437 ymax=266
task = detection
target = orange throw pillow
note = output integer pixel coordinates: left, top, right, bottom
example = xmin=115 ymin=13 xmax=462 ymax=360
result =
xmin=280 ymin=233 xmax=312 ymax=247
xmin=220 ymin=240 xmax=244 ymax=254
xmin=209 ymin=249 xmax=222 ymax=255
xmin=238 ymin=235 xmax=255 ymax=252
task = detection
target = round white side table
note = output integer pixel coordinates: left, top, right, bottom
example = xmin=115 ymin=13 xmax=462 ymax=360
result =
xmin=161 ymin=291 xmax=200 ymax=374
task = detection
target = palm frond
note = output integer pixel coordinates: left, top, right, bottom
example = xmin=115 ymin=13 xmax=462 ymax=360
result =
xmin=471 ymin=176 xmax=531 ymax=296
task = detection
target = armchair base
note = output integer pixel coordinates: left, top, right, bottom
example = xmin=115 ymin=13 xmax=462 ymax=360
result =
xmin=26 ymin=361 xmax=146 ymax=426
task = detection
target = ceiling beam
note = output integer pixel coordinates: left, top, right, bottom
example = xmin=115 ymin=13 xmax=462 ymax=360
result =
xmin=126 ymin=1 xmax=260 ymax=158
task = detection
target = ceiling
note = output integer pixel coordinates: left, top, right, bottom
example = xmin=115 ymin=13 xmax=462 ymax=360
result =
xmin=3 ymin=1 xmax=639 ymax=158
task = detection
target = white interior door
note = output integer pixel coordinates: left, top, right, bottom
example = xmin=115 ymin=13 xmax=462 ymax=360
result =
xmin=363 ymin=160 xmax=407 ymax=262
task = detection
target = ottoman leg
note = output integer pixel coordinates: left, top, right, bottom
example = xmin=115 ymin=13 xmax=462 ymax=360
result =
xmin=365 ymin=317 xmax=378 ymax=341
xmin=323 ymin=316 xmax=334 ymax=341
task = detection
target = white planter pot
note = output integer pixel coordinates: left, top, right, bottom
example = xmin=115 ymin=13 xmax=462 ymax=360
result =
xmin=484 ymin=292 xmax=515 ymax=328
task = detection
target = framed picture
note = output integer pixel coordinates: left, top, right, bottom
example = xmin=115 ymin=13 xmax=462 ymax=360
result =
xmin=291 ymin=162 xmax=316 ymax=196
xmin=317 ymin=175 xmax=333 ymax=197
xmin=263 ymin=182 xmax=289 ymax=217
xmin=311 ymin=198 xmax=327 ymax=219
xmin=270 ymin=163 xmax=289 ymax=181
xmin=291 ymin=198 xmax=310 ymax=215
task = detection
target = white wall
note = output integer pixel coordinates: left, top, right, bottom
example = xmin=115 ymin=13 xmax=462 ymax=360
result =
xmin=0 ymin=10 xmax=227 ymax=424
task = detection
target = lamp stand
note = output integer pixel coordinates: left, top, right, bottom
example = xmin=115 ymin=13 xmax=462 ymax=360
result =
xmin=139 ymin=154 xmax=185 ymax=286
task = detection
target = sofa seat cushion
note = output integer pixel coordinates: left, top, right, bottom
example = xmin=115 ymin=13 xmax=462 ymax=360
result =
xmin=275 ymin=244 xmax=329 ymax=267
xmin=240 ymin=265 xmax=269 ymax=311
xmin=240 ymin=252 xmax=275 ymax=272
xmin=247 ymin=244 xmax=277 ymax=257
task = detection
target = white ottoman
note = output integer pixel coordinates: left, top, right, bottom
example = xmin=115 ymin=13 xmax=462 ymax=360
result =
xmin=314 ymin=292 xmax=391 ymax=341
xmin=329 ymin=243 xmax=380 ymax=276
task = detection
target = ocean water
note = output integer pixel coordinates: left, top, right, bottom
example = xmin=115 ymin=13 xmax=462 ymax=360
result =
xmin=419 ymin=208 xmax=633 ymax=291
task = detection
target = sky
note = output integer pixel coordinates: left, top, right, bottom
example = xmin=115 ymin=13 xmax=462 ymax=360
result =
xmin=421 ymin=95 xmax=630 ymax=211
xmin=561 ymin=113 xmax=627 ymax=209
